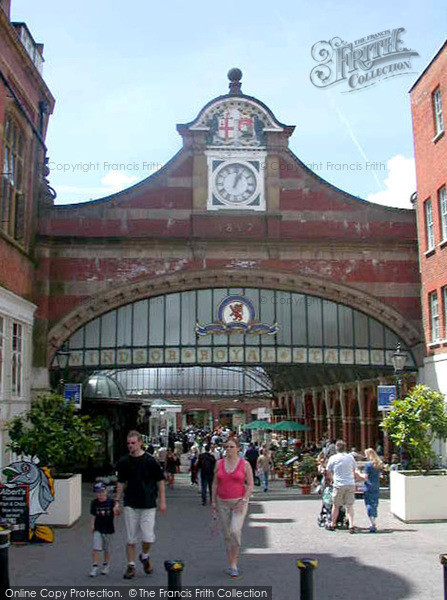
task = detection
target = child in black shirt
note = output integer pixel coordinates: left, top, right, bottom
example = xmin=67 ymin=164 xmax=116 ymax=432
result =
xmin=90 ymin=483 xmax=115 ymax=576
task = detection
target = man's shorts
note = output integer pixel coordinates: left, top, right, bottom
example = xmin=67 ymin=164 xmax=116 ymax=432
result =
xmin=92 ymin=531 xmax=112 ymax=552
xmin=124 ymin=506 xmax=156 ymax=544
xmin=332 ymin=485 xmax=355 ymax=507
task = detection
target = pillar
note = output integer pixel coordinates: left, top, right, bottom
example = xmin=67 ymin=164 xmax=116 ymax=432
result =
xmin=339 ymin=384 xmax=347 ymax=441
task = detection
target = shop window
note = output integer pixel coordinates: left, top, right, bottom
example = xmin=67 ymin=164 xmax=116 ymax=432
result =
xmin=439 ymin=186 xmax=447 ymax=242
xmin=433 ymin=87 xmax=444 ymax=136
xmin=1 ymin=116 xmax=26 ymax=243
xmin=425 ymin=199 xmax=434 ymax=251
xmin=11 ymin=321 xmax=23 ymax=396
xmin=429 ymin=292 xmax=440 ymax=343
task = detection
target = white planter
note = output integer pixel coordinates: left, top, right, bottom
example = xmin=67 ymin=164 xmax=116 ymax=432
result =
xmin=390 ymin=470 xmax=447 ymax=522
xmin=38 ymin=474 xmax=82 ymax=527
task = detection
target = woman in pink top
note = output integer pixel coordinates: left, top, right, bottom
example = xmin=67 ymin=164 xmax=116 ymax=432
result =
xmin=212 ymin=435 xmax=254 ymax=580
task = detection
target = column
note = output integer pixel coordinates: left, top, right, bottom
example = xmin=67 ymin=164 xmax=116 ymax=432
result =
xmin=339 ymin=384 xmax=347 ymax=441
xmin=357 ymin=381 xmax=366 ymax=451
xmin=323 ymin=387 xmax=331 ymax=442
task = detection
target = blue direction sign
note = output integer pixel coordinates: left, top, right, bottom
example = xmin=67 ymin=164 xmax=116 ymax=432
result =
xmin=64 ymin=383 xmax=82 ymax=409
xmin=377 ymin=385 xmax=397 ymax=411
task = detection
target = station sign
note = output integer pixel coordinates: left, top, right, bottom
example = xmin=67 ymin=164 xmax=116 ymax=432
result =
xmin=64 ymin=383 xmax=82 ymax=409
xmin=377 ymin=385 xmax=397 ymax=411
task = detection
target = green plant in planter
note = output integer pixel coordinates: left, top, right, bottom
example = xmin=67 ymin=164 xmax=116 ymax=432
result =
xmin=297 ymin=453 xmax=317 ymax=484
xmin=7 ymin=393 xmax=99 ymax=475
xmin=381 ymin=384 xmax=447 ymax=472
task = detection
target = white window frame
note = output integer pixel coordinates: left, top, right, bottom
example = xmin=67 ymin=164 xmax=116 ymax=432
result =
xmin=429 ymin=291 xmax=440 ymax=342
xmin=439 ymin=186 xmax=447 ymax=243
xmin=425 ymin=199 xmax=435 ymax=250
xmin=434 ymin=88 xmax=444 ymax=135
xmin=11 ymin=321 xmax=23 ymax=397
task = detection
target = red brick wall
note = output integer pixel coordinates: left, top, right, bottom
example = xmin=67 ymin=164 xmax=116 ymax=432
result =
xmin=35 ymin=146 xmax=421 ymax=342
xmin=410 ymin=42 xmax=447 ymax=353
xmin=0 ymin=11 xmax=54 ymax=299
xmin=0 ymin=237 xmax=34 ymax=297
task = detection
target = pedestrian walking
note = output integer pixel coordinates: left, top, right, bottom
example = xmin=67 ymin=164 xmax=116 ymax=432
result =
xmin=115 ymin=430 xmax=166 ymax=579
xmin=359 ymin=447 xmax=383 ymax=532
xmin=212 ymin=435 xmax=254 ymax=580
xmin=197 ymin=444 xmax=216 ymax=505
xmin=165 ymin=449 xmax=177 ymax=488
xmin=256 ymin=448 xmax=273 ymax=492
xmin=325 ymin=439 xmax=357 ymax=533
xmin=89 ymin=482 xmax=115 ymax=577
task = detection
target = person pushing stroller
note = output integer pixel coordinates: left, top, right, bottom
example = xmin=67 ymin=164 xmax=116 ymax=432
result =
xmin=324 ymin=439 xmax=357 ymax=534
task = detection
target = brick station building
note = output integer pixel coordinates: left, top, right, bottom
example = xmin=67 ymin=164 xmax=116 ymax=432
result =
xmin=0 ymin=0 xmax=54 ymax=466
xmin=31 ymin=68 xmax=423 ymax=453
xmin=410 ymin=40 xmax=447 ymax=404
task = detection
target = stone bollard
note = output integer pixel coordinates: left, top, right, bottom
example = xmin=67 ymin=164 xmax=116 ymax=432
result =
xmin=296 ymin=558 xmax=318 ymax=600
xmin=164 ymin=560 xmax=184 ymax=591
xmin=439 ymin=554 xmax=447 ymax=599
xmin=0 ymin=528 xmax=11 ymax=595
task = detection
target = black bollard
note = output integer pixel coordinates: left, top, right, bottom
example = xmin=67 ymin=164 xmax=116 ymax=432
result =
xmin=440 ymin=554 xmax=447 ymax=600
xmin=296 ymin=558 xmax=318 ymax=600
xmin=0 ymin=528 xmax=10 ymax=595
xmin=164 ymin=560 xmax=184 ymax=591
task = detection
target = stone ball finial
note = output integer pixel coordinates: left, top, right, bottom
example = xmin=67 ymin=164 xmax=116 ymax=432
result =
xmin=228 ymin=68 xmax=242 ymax=82
xmin=228 ymin=68 xmax=243 ymax=95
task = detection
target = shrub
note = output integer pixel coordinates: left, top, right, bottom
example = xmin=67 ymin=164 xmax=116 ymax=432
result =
xmin=7 ymin=393 xmax=98 ymax=474
xmin=381 ymin=384 xmax=447 ymax=471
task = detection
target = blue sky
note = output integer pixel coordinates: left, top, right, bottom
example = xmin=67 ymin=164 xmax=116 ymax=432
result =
xmin=11 ymin=0 xmax=447 ymax=207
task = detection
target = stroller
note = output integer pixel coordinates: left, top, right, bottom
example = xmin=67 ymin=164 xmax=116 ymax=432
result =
xmin=317 ymin=484 xmax=348 ymax=529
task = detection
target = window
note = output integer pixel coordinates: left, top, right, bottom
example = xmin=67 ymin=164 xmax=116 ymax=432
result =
xmin=425 ymin=199 xmax=435 ymax=251
xmin=429 ymin=292 xmax=440 ymax=342
xmin=433 ymin=88 xmax=444 ymax=135
xmin=0 ymin=316 xmax=3 ymax=396
xmin=1 ymin=116 xmax=26 ymax=242
xmin=440 ymin=187 xmax=447 ymax=242
xmin=11 ymin=322 xmax=23 ymax=396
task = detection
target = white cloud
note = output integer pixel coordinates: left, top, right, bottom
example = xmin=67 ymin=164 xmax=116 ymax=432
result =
xmin=100 ymin=170 xmax=139 ymax=191
xmin=54 ymin=171 xmax=140 ymax=205
xmin=367 ymin=155 xmax=416 ymax=209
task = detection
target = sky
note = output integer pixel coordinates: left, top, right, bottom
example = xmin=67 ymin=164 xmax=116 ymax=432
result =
xmin=11 ymin=0 xmax=447 ymax=208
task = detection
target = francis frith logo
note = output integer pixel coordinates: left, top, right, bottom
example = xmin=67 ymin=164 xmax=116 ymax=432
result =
xmin=310 ymin=27 xmax=419 ymax=93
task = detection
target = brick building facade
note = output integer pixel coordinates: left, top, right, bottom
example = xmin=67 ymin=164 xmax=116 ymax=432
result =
xmin=34 ymin=70 xmax=423 ymax=450
xmin=410 ymin=40 xmax=447 ymax=399
xmin=0 ymin=0 xmax=54 ymax=467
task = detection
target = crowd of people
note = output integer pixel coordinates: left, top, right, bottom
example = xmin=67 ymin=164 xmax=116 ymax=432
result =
xmin=89 ymin=427 xmax=390 ymax=581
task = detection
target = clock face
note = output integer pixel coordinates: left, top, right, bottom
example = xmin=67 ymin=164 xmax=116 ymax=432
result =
xmin=214 ymin=162 xmax=258 ymax=205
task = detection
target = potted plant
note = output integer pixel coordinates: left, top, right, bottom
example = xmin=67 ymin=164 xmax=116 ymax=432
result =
xmin=6 ymin=393 xmax=98 ymax=526
xmin=381 ymin=384 xmax=447 ymax=522
xmin=297 ymin=454 xmax=317 ymax=494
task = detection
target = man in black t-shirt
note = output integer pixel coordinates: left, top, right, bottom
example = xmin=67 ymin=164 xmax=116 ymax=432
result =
xmin=197 ymin=444 xmax=216 ymax=506
xmin=115 ymin=430 xmax=166 ymax=580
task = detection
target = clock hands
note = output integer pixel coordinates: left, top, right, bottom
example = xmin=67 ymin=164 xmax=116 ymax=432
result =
xmin=233 ymin=169 xmax=243 ymax=189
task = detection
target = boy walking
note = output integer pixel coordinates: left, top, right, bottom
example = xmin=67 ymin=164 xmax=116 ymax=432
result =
xmin=90 ymin=482 xmax=115 ymax=576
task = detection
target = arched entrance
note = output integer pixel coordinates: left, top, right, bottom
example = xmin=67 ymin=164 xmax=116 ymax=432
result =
xmin=49 ymin=285 xmax=419 ymax=453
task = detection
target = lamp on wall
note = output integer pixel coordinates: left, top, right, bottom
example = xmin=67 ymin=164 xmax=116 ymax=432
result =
xmin=391 ymin=342 xmax=408 ymax=466
xmin=54 ymin=344 xmax=70 ymax=395
xmin=391 ymin=343 xmax=408 ymax=399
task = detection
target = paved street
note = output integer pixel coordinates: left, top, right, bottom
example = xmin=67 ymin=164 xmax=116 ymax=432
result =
xmin=10 ymin=469 xmax=447 ymax=599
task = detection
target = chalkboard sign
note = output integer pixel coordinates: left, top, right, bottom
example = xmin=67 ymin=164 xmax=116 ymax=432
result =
xmin=0 ymin=484 xmax=29 ymax=543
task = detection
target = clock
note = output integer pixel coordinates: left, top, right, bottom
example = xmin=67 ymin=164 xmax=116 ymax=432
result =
xmin=212 ymin=161 xmax=259 ymax=207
